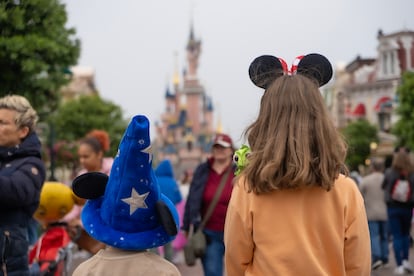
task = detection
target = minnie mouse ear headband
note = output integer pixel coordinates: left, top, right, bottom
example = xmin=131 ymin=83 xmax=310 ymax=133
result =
xmin=72 ymin=115 xmax=179 ymax=251
xmin=248 ymin=53 xmax=333 ymax=89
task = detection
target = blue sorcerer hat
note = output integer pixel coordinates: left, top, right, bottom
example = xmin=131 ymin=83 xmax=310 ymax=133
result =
xmin=72 ymin=115 xmax=179 ymax=250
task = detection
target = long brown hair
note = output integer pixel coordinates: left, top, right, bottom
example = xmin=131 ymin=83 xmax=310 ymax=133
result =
xmin=392 ymin=148 xmax=413 ymax=175
xmin=242 ymin=75 xmax=348 ymax=194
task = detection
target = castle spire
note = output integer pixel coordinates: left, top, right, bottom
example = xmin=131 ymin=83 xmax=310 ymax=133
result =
xmin=216 ymin=114 xmax=223 ymax=134
xmin=172 ymin=51 xmax=180 ymax=86
xmin=186 ymin=23 xmax=201 ymax=78
xmin=189 ymin=21 xmax=195 ymax=41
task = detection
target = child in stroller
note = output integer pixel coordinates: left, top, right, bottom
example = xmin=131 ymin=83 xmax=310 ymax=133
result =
xmin=29 ymin=182 xmax=79 ymax=276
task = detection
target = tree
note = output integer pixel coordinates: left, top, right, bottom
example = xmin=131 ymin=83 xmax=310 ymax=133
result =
xmin=0 ymin=0 xmax=80 ymax=112
xmin=392 ymin=71 xmax=414 ymax=149
xmin=341 ymin=119 xmax=379 ymax=171
xmin=50 ymin=95 xmax=129 ymax=160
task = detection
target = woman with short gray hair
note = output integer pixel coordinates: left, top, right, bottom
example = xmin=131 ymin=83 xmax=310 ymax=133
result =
xmin=0 ymin=94 xmax=46 ymax=275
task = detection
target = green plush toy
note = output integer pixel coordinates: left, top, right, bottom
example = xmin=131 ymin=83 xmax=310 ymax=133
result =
xmin=233 ymin=144 xmax=251 ymax=176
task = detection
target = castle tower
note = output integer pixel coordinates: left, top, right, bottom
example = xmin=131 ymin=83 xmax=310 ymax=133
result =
xmin=154 ymin=24 xmax=215 ymax=177
xmin=183 ymin=24 xmax=205 ymax=135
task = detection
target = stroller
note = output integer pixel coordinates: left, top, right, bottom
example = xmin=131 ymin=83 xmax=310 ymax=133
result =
xmin=29 ymin=222 xmax=73 ymax=276
xmin=28 ymin=181 xmax=80 ymax=276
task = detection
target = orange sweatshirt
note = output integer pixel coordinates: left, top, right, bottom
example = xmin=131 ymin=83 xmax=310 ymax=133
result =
xmin=224 ymin=174 xmax=371 ymax=276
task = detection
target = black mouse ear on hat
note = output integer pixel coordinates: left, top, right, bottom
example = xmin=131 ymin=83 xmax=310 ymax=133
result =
xmin=248 ymin=55 xmax=286 ymax=89
xmin=296 ymin=53 xmax=333 ymax=87
xmin=72 ymin=172 xmax=108 ymax=199
xmin=156 ymin=201 xmax=178 ymax=236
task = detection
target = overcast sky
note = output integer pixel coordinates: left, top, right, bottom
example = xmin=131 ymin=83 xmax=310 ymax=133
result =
xmin=63 ymin=0 xmax=414 ymax=146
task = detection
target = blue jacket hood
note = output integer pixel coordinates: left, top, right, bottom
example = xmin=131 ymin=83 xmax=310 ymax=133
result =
xmin=155 ymin=160 xmax=174 ymax=178
xmin=155 ymin=160 xmax=182 ymax=205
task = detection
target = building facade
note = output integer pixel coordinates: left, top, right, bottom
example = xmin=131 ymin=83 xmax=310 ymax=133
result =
xmin=60 ymin=66 xmax=98 ymax=101
xmin=327 ymin=29 xmax=414 ymax=156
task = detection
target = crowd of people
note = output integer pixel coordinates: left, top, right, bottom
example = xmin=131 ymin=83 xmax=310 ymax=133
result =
xmin=2 ymin=52 xmax=414 ymax=276
xmin=359 ymin=147 xmax=414 ymax=274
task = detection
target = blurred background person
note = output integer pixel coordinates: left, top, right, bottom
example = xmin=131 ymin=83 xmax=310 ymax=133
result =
xmin=63 ymin=129 xmax=113 ymax=255
xmin=179 ymin=169 xmax=193 ymax=199
xmin=0 ymin=95 xmax=46 ymax=275
xmin=359 ymin=158 xmax=389 ymax=270
xmin=382 ymin=147 xmax=414 ymax=274
xmin=183 ymin=133 xmax=236 ymax=276
xmin=155 ymin=159 xmax=182 ymax=262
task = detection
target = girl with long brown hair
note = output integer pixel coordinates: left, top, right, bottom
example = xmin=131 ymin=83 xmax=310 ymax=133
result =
xmin=224 ymin=54 xmax=371 ymax=275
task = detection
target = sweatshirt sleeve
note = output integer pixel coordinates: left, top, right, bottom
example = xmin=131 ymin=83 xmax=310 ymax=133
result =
xmin=344 ymin=188 xmax=371 ymax=276
xmin=224 ymin=181 xmax=254 ymax=275
xmin=0 ymin=159 xmax=45 ymax=207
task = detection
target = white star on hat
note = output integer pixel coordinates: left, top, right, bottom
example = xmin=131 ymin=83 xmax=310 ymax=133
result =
xmin=121 ymin=188 xmax=149 ymax=215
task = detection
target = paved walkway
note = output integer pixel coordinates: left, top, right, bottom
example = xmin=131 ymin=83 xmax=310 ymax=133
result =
xmin=69 ymin=244 xmax=414 ymax=276
xmin=371 ymin=242 xmax=414 ymax=276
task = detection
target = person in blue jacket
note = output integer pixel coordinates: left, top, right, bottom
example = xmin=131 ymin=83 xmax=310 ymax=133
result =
xmin=0 ymin=95 xmax=46 ymax=276
xmin=155 ymin=159 xmax=182 ymax=205
xmin=155 ymin=159 xmax=182 ymax=261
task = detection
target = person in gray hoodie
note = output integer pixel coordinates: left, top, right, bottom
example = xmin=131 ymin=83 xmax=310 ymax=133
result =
xmin=359 ymin=158 xmax=388 ymax=270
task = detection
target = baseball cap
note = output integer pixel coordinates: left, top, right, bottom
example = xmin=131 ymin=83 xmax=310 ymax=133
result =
xmin=213 ymin=134 xmax=233 ymax=148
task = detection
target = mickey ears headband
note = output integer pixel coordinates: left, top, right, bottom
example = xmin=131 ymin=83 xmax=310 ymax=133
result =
xmin=248 ymin=53 xmax=333 ymax=89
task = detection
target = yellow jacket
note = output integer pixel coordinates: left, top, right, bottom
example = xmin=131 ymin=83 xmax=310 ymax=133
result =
xmin=224 ymin=174 xmax=371 ymax=276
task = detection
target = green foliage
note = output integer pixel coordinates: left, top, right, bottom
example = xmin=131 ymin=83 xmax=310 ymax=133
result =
xmin=50 ymin=95 xmax=129 ymax=158
xmin=341 ymin=119 xmax=379 ymax=171
xmin=0 ymin=0 xmax=80 ymax=112
xmin=392 ymin=71 xmax=414 ymax=149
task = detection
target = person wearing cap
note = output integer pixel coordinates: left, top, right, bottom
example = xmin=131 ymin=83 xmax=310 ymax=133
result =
xmin=71 ymin=115 xmax=181 ymax=276
xmin=182 ymin=133 xmax=236 ymax=276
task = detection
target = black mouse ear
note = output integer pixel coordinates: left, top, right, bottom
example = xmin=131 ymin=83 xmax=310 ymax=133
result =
xmin=249 ymin=55 xmax=286 ymax=89
xmin=155 ymin=201 xmax=178 ymax=236
xmin=296 ymin=53 xmax=333 ymax=87
xmin=72 ymin=172 xmax=109 ymax=199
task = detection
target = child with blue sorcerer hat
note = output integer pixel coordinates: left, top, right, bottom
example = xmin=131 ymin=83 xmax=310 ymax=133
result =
xmin=72 ymin=115 xmax=181 ymax=276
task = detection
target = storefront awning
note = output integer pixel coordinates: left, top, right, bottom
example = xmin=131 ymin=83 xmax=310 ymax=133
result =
xmin=374 ymin=96 xmax=392 ymax=112
xmin=353 ymin=103 xmax=366 ymax=116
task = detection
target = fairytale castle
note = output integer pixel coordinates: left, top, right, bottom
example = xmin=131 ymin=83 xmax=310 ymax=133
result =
xmin=153 ymin=26 xmax=218 ymax=178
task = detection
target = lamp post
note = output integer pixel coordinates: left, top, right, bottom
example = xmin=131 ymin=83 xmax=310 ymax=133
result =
xmin=366 ymin=142 xmax=379 ymax=166
xmin=370 ymin=142 xmax=378 ymax=153
xmin=48 ymin=122 xmax=57 ymax=181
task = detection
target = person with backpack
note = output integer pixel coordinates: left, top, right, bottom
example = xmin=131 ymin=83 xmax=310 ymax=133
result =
xmin=382 ymin=147 xmax=414 ymax=274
